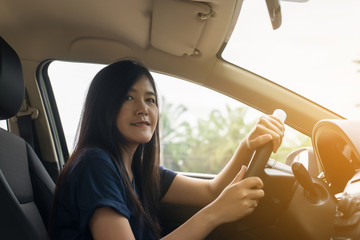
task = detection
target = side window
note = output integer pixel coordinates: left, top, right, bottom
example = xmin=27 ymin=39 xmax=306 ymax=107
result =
xmin=47 ymin=61 xmax=311 ymax=174
xmin=154 ymin=73 xmax=311 ymax=174
xmin=155 ymin=73 xmax=262 ymax=173
xmin=0 ymin=120 xmax=7 ymax=130
xmin=47 ymin=61 xmax=104 ymax=152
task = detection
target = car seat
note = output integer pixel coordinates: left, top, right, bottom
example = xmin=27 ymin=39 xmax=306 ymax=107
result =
xmin=0 ymin=36 xmax=55 ymax=239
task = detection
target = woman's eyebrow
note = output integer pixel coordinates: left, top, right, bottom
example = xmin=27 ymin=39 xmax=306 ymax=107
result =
xmin=128 ymin=88 xmax=156 ymax=96
xmin=145 ymin=91 xmax=156 ymax=97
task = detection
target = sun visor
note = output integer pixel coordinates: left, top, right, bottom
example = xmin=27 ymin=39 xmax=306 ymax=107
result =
xmin=151 ymin=0 xmax=212 ymax=56
xmin=312 ymin=119 xmax=360 ymax=194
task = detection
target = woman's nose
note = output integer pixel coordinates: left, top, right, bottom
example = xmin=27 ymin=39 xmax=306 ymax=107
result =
xmin=136 ymin=101 xmax=149 ymax=116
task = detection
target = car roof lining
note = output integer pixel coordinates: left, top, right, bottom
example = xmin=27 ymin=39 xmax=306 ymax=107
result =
xmin=0 ymin=0 xmax=238 ymax=62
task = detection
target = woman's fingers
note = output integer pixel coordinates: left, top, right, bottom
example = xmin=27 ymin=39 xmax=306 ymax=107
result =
xmin=230 ymin=176 xmax=265 ymax=206
xmin=234 ymin=175 xmax=264 ymax=190
xmin=246 ymin=133 xmax=272 ymax=151
xmin=211 ymin=178 xmax=265 ymax=223
xmin=246 ymin=115 xmax=285 ymax=153
xmin=260 ymin=115 xmax=285 ymax=152
xmin=231 ymin=165 xmax=247 ymax=184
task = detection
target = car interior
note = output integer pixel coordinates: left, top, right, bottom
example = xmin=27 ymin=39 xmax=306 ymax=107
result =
xmin=1 ymin=0 xmax=360 ymax=239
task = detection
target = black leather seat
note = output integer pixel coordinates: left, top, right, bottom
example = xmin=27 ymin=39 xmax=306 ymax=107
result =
xmin=0 ymin=36 xmax=55 ymax=239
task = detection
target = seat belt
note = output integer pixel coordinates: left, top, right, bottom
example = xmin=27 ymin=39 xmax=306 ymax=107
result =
xmin=18 ymin=114 xmax=36 ymax=148
xmin=11 ymin=93 xmax=61 ymax=182
xmin=11 ymin=94 xmax=39 ymax=151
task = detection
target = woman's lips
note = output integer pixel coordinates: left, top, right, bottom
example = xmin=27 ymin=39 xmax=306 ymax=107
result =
xmin=131 ymin=121 xmax=150 ymax=126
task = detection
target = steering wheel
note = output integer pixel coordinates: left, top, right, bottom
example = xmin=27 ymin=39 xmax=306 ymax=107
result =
xmin=244 ymin=141 xmax=274 ymax=178
xmin=231 ymin=110 xmax=288 ymax=234
xmin=244 ymin=109 xmax=286 ymax=179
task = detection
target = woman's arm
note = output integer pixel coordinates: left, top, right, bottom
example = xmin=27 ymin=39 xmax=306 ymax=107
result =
xmin=90 ymin=207 xmax=135 ymax=240
xmin=209 ymin=114 xmax=285 ymax=197
xmin=162 ymin=166 xmax=264 ymax=239
xmin=89 ymin=167 xmax=264 ymax=240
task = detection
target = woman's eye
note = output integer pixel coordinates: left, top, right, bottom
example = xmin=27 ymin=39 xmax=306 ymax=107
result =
xmin=125 ymin=95 xmax=134 ymax=100
xmin=146 ymin=98 xmax=156 ymax=104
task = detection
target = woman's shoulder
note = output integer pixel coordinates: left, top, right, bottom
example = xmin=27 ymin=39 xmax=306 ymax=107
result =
xmin=80 ymin=146 xmax=109 ymax=157
xmin=159 ymin=166 xmax=177 ymax=179
xmin=69 ymin=147 xmax=124 ymax=186
xmin=74 ymin=147 xmax=118 ymax=174
xmin=78 ymin=147 xmax=113 ymax=163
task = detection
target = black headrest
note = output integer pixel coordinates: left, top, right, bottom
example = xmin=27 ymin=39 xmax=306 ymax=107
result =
xmin=0 ymin=37 xmax=25 ymax=120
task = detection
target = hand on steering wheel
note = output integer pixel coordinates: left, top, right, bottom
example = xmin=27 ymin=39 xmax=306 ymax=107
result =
xmin=244 ymin=109 xmax=286 ymax=178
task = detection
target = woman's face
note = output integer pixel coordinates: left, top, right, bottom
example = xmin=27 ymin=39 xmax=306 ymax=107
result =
xmin=116 ymin=75 xmax=158 ymax=148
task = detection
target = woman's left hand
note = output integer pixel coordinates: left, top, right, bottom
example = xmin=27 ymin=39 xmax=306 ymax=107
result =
xmin=244 ymin=114 xmax=285 ymax=153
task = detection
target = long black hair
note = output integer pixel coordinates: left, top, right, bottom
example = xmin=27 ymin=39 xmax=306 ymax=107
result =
xmin=50 ymin=60 xmax=161 ymax=238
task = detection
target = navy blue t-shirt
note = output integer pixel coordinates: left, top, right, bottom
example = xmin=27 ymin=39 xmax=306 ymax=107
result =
xmin=52 ymin=148 xmax=177 ymax=240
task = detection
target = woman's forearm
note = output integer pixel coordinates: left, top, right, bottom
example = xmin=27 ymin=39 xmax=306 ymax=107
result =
xmin=209 ymin=139 xmax=253 ymax=196
xmin=161 ymin=204 xmax=220 ymax=240
xmin=209 ymin=114 xmax=284 ymax=197
xmin=161 ymin=168 xmax=264 ymax=240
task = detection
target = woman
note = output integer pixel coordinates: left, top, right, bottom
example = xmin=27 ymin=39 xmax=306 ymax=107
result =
xmin=50 ymin=60 xmax=285 ymax=240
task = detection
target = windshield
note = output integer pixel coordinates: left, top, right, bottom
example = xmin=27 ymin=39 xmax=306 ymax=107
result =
xmin=223 ymin=0 xmax=360 ymax=120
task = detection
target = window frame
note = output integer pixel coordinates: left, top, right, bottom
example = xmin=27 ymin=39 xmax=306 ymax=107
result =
xmin=36 ymin=61 xmax=69 ymax=171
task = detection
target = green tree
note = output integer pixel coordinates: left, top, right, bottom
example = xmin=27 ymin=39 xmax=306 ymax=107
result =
xmin=181 ymin=106 xmax=256 ymax=174
xmin=159 ymin=98 xmax=192 ymax=171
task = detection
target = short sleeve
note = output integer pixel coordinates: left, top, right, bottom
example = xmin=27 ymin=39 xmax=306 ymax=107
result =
xmin=72 ymin=150 xmax=131 ymax=229
xmin=159 ymin=166 xmax=177 ymax=199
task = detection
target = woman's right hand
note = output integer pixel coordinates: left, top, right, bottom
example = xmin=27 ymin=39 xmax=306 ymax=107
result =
xmin=206 ymin=166 xmax=264 ymax=224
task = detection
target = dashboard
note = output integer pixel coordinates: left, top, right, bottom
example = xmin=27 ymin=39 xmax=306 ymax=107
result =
xmin=244 ymin=119 xmax=360 ymax=240
xmin=308 ymin=119 xmax=360 ymax=239
xmin=312 ymin=119 xmax=360 ymax=195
